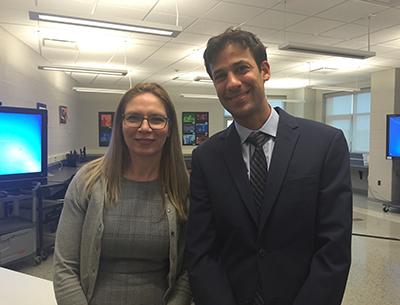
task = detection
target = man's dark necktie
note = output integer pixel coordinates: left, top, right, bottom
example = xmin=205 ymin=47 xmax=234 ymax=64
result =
xmin=247 ymin=131 xmax=268 ymax=305
xmin=247 ymin=131 xmax=268 ymax=214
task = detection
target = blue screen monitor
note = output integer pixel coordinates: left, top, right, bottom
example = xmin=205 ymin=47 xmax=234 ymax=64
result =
xmin=386 ymin=114 xmax=400 ymax=159
xmin=0 ymin=106 xmax=48 ymax=189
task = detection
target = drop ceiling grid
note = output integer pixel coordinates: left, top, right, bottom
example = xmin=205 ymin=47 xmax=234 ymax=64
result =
xmin=201 ymin=2 xmax=266 ymax=24
xmin=322 ymin=23 xmax=372 ymax=40
xmin=316 ymin=0 xmax=388 ymax=22
xmin=352 ymin=7 xmax=400 ymax=31
xmin=246 ymin=9 xmax=309 ymax=30
xmin=271 ymin=0 xmax=347 ymax=16
xmin=285 ymin=16 xmax=345 ymax=35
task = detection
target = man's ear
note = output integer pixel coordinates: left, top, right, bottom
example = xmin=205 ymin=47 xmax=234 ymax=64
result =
xmin=261 ymin=60 xmax=270 ymax=82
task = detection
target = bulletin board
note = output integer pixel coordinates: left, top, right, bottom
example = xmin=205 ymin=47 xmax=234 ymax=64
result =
xmin=182 ymin=112 xmax=209 ymax=145
xmin=98 ymin=112 xmax=114 ymax=147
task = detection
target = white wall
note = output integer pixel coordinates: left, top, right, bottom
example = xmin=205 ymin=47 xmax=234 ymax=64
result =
xmin=0 ymin=26 xmax=81 ymax=164
xmin=75 ymin=84 xmax=319 ymax=155
xmin=76 ymin=92 xmax=120 ymax=155
xmin=369 ymin=68 xmax=400 ymax=202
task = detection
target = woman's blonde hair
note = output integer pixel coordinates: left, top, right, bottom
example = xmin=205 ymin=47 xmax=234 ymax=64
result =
xmin=81 ymin=83 xmax=189 ymax=220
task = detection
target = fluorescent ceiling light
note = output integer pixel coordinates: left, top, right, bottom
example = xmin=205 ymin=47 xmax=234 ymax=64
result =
xmin=310 ymin=86 xmax=361 ymax=92
xmin=73 ymin=87 xmax=126 ymax=94
xmin=282 ymin=99 xmax=306 ymax=103
xmin=29 ymin=11 xmax=181 ymax=37
xmin=38 ymin=65 xmax=127 ymax=76
xmin=279 ymin=42 xmax=375 ymax=59
xmin=193 ymin=76 xmax=213 ymax=83
xmin=180 ymin=93 xmax=219 ymax=99
xmin=42 ymin=38 xmax=78 ymax=50
xmin=310 ymin=67 xmax=338 ymax=74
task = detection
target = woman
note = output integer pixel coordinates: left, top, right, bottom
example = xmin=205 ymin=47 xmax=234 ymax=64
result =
xmin=53 ymin=83 xmax=191 ymax=305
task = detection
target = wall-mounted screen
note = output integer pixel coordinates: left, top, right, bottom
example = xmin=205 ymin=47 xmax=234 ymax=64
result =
xmin=386 ymin=114 xmax=400 ymax=159
xmin=0 ymin=106 xmax=48 ymax=189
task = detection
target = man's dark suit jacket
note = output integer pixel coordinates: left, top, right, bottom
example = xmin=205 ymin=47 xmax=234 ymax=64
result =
xmin=186 ymin=108 xmax=352 ymax=305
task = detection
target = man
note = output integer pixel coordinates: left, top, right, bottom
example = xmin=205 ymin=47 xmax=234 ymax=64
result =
xmin=186 ymin=28 xmax=352 ymax=305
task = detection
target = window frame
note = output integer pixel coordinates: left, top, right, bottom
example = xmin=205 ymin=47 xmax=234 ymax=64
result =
xmin=323 ymin=88 xmax=371 ymax=153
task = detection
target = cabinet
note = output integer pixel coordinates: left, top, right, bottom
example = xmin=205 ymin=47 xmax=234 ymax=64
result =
xmin=0 ymin=191 xmax=37 ymax=266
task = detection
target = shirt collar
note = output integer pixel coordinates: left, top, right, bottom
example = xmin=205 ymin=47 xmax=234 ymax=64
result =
xmin=235 ymin=106 xmax=279 ymax=145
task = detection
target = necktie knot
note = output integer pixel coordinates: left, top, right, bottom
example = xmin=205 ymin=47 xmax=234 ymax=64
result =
xmin=247 ymin=131 xmax=268 ymax=148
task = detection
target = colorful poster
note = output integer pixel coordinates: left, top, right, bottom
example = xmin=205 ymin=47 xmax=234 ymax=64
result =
xmin=98 ymin=112 xmax=114 ymax=147
xmin=182 ymin=112 xmax=209 ymax=145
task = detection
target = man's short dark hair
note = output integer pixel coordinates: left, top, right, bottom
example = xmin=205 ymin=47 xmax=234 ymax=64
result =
xmin=203 ymin=27 xmax=268 ymax=79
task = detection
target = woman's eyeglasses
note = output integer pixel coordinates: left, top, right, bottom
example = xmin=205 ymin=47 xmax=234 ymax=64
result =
xmin=122 ymin=113 xmax=169 ymax=130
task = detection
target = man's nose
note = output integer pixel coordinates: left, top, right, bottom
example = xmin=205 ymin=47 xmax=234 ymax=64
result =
xmin=226 ymin=72 xmax=241 ymax=89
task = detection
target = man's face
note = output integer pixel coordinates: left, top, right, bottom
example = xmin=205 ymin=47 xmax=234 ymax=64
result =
xmin=210 ymin=43 xmax=270 ymax=129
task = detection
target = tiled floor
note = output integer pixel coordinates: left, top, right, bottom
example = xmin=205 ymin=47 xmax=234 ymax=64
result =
xmin=5 ymin=193 xmax=400 ymax=305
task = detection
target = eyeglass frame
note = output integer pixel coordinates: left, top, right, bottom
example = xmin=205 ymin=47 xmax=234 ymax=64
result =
xmin=122 ymin=112 xmax=170 ymax=130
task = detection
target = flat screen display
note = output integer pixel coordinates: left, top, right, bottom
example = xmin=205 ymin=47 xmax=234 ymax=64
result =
xmin=0 ymin=106 xmax=47 ymax=189
xmin=386 ymin=114 xmax=400 ymax=159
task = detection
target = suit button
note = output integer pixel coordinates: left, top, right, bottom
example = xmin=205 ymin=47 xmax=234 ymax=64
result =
xmin=258 ymin=249 xmax=266 ymax=257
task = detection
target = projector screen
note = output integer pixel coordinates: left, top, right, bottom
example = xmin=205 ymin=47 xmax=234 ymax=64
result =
xmin=386 ymin=114 xmax=400 ymax=159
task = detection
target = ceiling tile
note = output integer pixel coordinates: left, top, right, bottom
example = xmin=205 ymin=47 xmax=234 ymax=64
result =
xmin=225 ymin=0 xmax=280 ymax=9
xmin=41 ymin=48 xmax=79 ymax=63
xmin=35 ymin=0 xmax=93 ymax=16
xmin=96 ymin=0 xmax=160 ymax=11
xmin=154 ymin=0 xmax=220 ymax=17
xmin=92 ymin=6 xmax=147 ymax=22
xmin=203 ymin=2 xmax=264 ymax=24
xmin=241 ymin=25 xmax=282 ymax=44
xmin=171 ymin=32 xmax=209 ymax=47
xmin=144 ymin=11 xmax=196 ymax=29
xmin=317 ymin=1 xmax=387 ymax=22
xmin=185 ymin=19 xmax=234 ymax=36
xmin=247 ymin=9 xmax=308 ymax=30
xmin=380 ymin=38 xmax=400 ymax=48
xmin=271 ymin=0 xmax=346 ymax=15
xmin=353 ymin=8 xmax=400 ymax=31
xmin=150 ymin=43 xmax=193 ymax=61
xmin=332 ymin=34 xmax=373 ymax=47
xmin=322 ymin=23 xmax=370 ymax=39
xmin=277 ymin=30 xmax=343 ymax=46
xmin=286 ymin=16 xmax=344 ymax=35
xmin=369 ymin=25 xmax=400 ymax=43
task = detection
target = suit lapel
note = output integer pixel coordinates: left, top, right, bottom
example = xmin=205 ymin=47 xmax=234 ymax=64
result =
xmin=259 ymin=109 xmax=299 ymax=235
xmin=221 ymin=125 xmax=259 ymax=226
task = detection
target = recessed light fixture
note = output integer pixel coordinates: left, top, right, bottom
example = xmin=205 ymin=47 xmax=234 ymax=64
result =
xmin=310 ymin=86 xmax=361 ymax=92
xmin=42 ymin=38 xmax=78 ymax=50
xmin=279 ymin=42 xmax=375 ymax=59
xmin=73 ymin=87 xmax=126 ymax=94
xmin=310 ymin=67 xmax=338 ymax=74
xmin=38 ymin=65 xmax=128 ymax=76
xmin=180 ymin=93 xmax=219 ymax=99
xmin=193 ymin=76 xmax=213 ymax=83
xmin=29 ymin=11 xmax=182 ymax=37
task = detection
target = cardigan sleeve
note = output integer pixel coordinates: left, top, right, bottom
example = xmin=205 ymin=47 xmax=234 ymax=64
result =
xmin=53 ymin=173 xmax=89 ymax=305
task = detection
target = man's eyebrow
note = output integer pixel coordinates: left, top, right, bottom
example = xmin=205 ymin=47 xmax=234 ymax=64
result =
xmin=232 ymin=60 xmax=251 ymax=67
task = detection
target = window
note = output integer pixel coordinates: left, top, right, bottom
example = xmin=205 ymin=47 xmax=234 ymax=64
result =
xmin=324 ymin=91 xmax=371 ymax=152
xmin=223 ymin=96 xmax=286 ymax=128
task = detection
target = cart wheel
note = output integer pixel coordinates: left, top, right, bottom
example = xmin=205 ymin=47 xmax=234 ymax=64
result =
xmin=383 ymin=206 xmax=389 ymax=213
xmin=40 ymin=250 xmax=48 ymax=260
xmin=34 ymin=256 xmax=42 ymax=265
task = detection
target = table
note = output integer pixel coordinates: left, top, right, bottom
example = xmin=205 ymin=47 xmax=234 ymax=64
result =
xmin=0 ymin=267 xmax=57 ymax=305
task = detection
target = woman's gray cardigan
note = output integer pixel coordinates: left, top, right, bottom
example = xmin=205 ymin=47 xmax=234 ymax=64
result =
xmin=53 ymin=170 xmax=191 ymax=305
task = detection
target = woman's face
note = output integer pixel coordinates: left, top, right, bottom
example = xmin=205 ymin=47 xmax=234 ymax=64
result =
xmin=122 ymin=92 xmax=170 ymax=160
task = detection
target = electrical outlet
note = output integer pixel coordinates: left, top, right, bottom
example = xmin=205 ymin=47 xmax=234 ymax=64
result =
xmin=377 ymin=180 xmax=381 ymax=186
